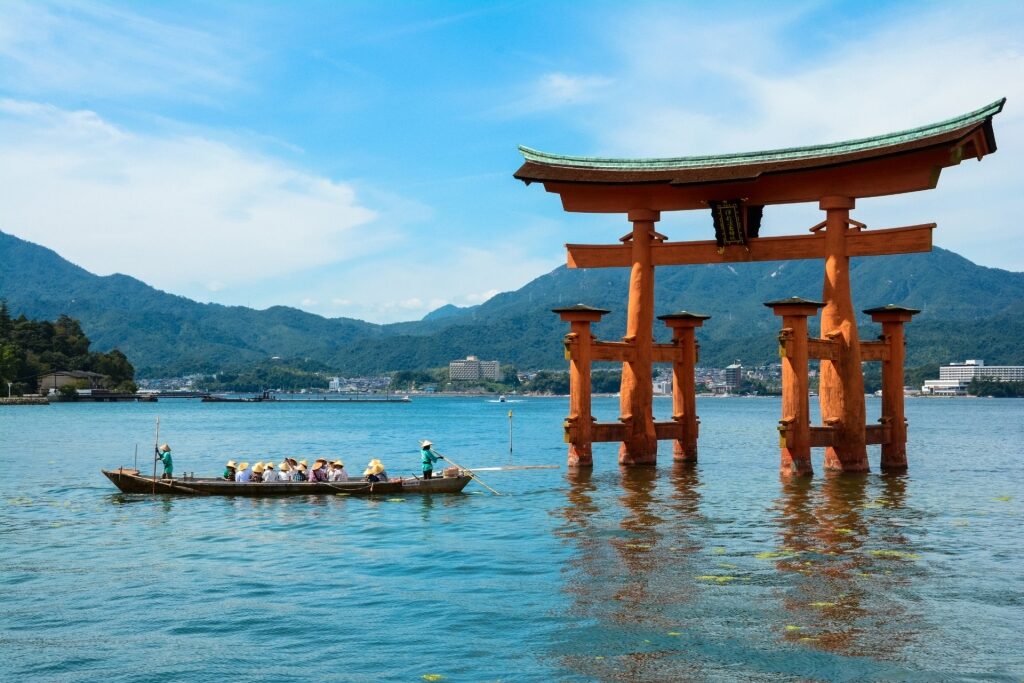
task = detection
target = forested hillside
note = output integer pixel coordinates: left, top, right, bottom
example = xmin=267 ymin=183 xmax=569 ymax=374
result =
xmin=3 ymin=229 xmax=1023 ymax=376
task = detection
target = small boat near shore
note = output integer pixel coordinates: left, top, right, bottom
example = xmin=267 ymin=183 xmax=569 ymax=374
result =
xmin=102 ymin=468 xmax=471 ymax=496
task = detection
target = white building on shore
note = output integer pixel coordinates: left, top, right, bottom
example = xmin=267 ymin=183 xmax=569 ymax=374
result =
xmin=449 ymin=356 xmax=501 ymax=381
xmin=921 ymin=360 xmax=1024 ymax=395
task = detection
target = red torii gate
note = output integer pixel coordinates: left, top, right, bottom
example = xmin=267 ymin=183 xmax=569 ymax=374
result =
xmin=516 ymin=99 xmax=1004 ymax=474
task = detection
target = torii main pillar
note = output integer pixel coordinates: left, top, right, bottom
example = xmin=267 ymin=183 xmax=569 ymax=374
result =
xmin=818 ymin=196 xmax=868 ymax=472
xmin=619 ymin=209 xmax=660 ymax=466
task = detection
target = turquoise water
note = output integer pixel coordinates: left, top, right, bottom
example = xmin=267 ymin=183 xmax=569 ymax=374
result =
xmin=1 ymin=396 xmax=1021 ymax=682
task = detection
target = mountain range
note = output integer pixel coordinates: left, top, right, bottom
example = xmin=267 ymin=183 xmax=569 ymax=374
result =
xmin=2 ymin=229 xmax=1023 ymax=377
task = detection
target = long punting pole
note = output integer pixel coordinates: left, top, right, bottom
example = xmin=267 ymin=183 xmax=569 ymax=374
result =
xmin=618 ymin=209 xmax=659 ymax=465
xmin=818 ymin=196 xmax=868 ymax=472
xmin=152 ymin=416 xmax=160 ymax=494
xmin=432 ymin=451 xmax=501 ymax=495
xmin=508 ymin=409 xmax=513 ymax=457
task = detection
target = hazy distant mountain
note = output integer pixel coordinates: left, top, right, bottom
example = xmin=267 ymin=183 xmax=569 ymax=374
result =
xmin=2 ymin=229 xmax=1023 ymax=375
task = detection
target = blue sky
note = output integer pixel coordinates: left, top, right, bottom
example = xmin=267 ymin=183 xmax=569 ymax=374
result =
xmin=1 ymin=0 xmax=1021 ymax=322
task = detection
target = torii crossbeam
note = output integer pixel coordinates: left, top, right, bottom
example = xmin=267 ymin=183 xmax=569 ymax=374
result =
xmin=516 ymin=99 xmax=1004 ymax=473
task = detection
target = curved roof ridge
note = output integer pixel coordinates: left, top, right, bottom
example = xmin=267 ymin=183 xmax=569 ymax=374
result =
xmin=518 ymin=98 xmax=1005 ymax=171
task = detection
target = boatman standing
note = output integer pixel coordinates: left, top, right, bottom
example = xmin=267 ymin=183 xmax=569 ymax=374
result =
xmin=419 ymin=440 xmax=443 ymax=479
xmin=155 ymin=444 xmax=173 ymax=480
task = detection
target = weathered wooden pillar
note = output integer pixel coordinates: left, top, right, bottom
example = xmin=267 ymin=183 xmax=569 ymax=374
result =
xmin=657 ymin=311 xmax=710 ymax=462
xmin=818 ymin=196 xmax=868 ymax=472
xmin=864 ymin=304 xmax=919 ymax=471
xmin=619 ymin=209 xmax=660 ymax=466
xmin=765 ymin=297 xmax=823 ymax=477
xmin=553 ymin=304 xmax=609 ymax=468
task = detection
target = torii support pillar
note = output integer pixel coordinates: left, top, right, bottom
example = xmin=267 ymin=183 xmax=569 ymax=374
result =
xmin=766 ymin=297 xmax=824 ymax=477
xmin=864 ymin=304 xmax=920 ymax=471
xmin=818 ymin=196 xmax=869 ymax=473
xmin=657 ymin=311 xmax=710 ymax=463
xmin=553 ymin=304 xmax=609 ymax=468
xmin=619 ymin=209 xmax=661 ymax=466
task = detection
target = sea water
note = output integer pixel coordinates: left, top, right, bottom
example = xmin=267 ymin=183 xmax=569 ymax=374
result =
xmin=1 ymin=396 xmax=1021 ymax=682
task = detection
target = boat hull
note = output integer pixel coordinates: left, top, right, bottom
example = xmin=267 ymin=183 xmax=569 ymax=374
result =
xmin=102 ymin=469 xmax=471 ymax=496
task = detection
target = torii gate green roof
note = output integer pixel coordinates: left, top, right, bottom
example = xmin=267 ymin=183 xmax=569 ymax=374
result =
xmin=515 ymin=99 xmax=1004 ymax=187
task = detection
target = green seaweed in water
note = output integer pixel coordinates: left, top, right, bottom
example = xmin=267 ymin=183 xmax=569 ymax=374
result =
xmin=696 ymin=575 xmax=736 ymax=584
xmin=869 ymin=549 xmax=920 ymax=560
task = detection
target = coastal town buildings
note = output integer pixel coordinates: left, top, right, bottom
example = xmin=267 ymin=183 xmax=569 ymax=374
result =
xmin=449 ymin=356 xmax=501 ymax=381
xmin=921 ymin=360 xmax=1024 ymax=395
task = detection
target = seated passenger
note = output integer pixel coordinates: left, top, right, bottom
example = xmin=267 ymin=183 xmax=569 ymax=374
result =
xmin=363 ymin=459 xmax=388 ymax=483
xmin=262 ymin=460 xmax=279 ymax=482
xmin=370 ymin=458 xmax=388 ymax=482
xmin=278 ymin=460 xmax=292 ymax=481
xmin=309 ymin=458 xmax=329 ymax=482
xmin=329 ymin=460 xmax=348 ymax=482
xmin=250 ymin=462 xmax=265 ymax=484
xmin=235 ymin=462 xmax=251 ymax=483
xmin=293 ymin=462 xmax=308 ymax=482
xmin=223 ymin=460 xmax=237 ymax=481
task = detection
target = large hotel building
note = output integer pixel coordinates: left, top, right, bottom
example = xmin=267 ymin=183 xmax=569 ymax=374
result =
xmin=449 ymin=356 xmax=501 ymax=381
xmin=922 ymin=360 xmax=1024 ymax=396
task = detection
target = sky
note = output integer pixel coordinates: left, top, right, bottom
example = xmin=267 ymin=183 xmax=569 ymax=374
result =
xmin=0 ymin=0 xmax=1021 ymax=323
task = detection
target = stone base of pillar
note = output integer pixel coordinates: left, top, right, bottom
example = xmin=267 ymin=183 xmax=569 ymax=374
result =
xmin=880 ymin=446 xmax=908 ymax=471
xmin=673 ymin=441 xmax=697 ymax=463
xmin=568 ymin=443 xmax=593 ymax=468
xmin=618 ymin=438 xmax=657 ymax=466
xmin=823 ymin=445 xmax=869 ymax=473
xmin=780 ymin=449 xmax=813 ymax=477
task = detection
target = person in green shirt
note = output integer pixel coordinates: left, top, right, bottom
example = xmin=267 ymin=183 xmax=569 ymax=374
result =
xmin=156 ymin=443 xmax=173 ymax=480
xmin=222 ymin=460 xmax=237 ymax=481
xmin=419 ymin=440 xmax=443 ymax=479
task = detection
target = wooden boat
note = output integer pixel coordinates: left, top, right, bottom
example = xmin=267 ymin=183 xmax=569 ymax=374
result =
xmin=102 ymin=468 xmax=472 ymax=496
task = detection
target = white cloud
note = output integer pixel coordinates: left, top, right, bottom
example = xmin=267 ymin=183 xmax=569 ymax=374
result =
xmin=0 ymin=0 xmax=242 ymax=101
xmin=0 ymin=100 xmax=382 ymax=292
xmin=493 ymin=72 xmax=614 ymax=117
xmin=280 ymin=244 xmax=561 ymax=323
xmin=465 ymin=289 xmax=500 ymax=304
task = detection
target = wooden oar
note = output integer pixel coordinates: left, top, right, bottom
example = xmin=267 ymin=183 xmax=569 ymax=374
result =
xmin=152 ymin=416 xmax=160 ymax=494
xmin=432 ymin=451 xmax=501 ymax=495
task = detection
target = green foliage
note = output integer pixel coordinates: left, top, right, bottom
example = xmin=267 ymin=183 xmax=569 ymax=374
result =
xmin=967 ymin=378 xmax=1024 ymax=397
xmin=391 ymin=368 xmax=446 ymax=390
xmin=57 ymin=381 xmax=85 ymax=399
xmin=523 ymin=370 xmax=569 ymax=395
xmin=739 ymin=377 xmax=781 ymax=396
xmin=591 ymin=370 xmax=621 ymax=393
xmin=0 ymin=301 xmax=134 ymax=394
